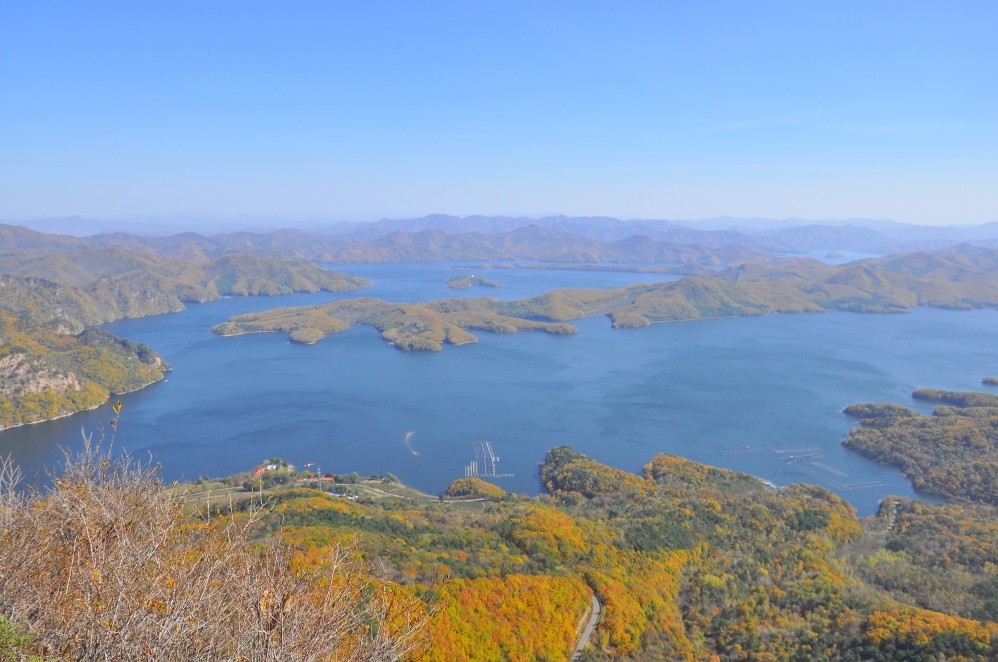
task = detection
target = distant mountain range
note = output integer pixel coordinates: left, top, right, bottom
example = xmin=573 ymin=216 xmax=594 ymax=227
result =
xmin=0 ymin=222 xmax=775 ymax=265
xmin=7 ymin=215 xmax=998 ymax=266
xmin=5 ymin=214 xmax=998 ymax=260
xmin=7 ymin=214 xmax=998 ymax=254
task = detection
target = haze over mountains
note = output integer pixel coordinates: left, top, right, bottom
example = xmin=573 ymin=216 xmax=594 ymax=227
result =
xmin=4 ymin=215 xmax=998 ymax=264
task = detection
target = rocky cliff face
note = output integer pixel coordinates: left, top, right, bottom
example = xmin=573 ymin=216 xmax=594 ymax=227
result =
xmin=0 ymin=313 xmax=170 ymax=430
xmin=0 ymin=352 xmax=83 ymax=398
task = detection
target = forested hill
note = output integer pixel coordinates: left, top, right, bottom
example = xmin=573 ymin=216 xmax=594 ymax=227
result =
xmin=0 ymin=241 xmax=370 ymax=429
xmin=834 ymin=386 xmax=998 ymax=636
xmin=214 ymin=244 xmax=998 ymax=351
xmin=5 ymin=438 xmax=995 ymax=659
xmin=0 ymin=311 xmax=169 ymax=429
xmin=843 ymin=387 xmax=998 ymax=505
xmin=0 ymin=251 xmax=370 ymax=332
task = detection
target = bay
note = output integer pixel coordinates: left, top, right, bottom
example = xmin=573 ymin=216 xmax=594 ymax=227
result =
xmin=2 ymin=262 xmax=995 ymax=515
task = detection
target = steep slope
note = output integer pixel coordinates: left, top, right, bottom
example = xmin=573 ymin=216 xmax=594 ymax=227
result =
xmin=0 ymin=311 xmax=169 ymax=428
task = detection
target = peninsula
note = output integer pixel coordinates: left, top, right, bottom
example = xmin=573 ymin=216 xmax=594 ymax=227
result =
xmin=213 ymin=245 xmax=998 ymax=351
xmin=0 ymin=236 xmax=371 ymax=429
xmin=843 ymin=386 xmax=998 ymax=505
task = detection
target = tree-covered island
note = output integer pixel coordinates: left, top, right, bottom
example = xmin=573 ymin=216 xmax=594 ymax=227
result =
xmin=214 ymin=244 xmax=998 ymax=350
xmin=444 ymin=274 xmax=502 ymax=289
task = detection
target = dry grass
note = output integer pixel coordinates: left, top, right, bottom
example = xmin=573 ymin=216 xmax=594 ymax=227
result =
xmin=0 ymin=435 xmax=428 ymax=661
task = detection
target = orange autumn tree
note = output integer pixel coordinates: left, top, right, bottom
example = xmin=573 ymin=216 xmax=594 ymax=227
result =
xmin=861 ymin=607 xmax=992 ymax=659
xmin=425 ymin=574 xmax=590 ymax=662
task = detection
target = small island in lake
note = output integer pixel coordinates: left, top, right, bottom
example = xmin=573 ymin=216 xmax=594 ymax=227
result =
xmin=445 ymin=274 xmax=502 ymax=289
xmin=983 ymin=376 xmax=998 ymax=386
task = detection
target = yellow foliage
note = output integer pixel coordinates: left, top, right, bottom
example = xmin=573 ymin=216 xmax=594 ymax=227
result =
xmin=425 ymin=575 xmax=590 ymax=662
xmin=865 ymin=607 xmax=991 ymax=650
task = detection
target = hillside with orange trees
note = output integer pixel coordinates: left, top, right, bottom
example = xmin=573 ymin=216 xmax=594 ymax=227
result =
xmin=2 ymin=402 xmax=997 ymax=659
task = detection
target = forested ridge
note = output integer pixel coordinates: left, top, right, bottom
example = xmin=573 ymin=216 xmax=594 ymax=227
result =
xmin=0 ymin=250 xmax=370 ymax=332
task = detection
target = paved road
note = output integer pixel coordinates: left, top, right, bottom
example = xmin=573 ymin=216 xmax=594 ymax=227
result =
xmin=571 ymin=594 xmax=602 ymax=661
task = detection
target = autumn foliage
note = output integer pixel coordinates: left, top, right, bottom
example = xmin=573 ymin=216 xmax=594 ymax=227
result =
xmin=426 ymin=575 xmax=590 ymax=662
xmin=0 ymin=441 xmax=427 ymax=661
xmin=4 ymin=431 xmax=997 ymax=660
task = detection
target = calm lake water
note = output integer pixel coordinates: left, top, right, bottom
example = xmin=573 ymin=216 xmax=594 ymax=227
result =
xmin=2 ymin=262 xmax=996 ymax=515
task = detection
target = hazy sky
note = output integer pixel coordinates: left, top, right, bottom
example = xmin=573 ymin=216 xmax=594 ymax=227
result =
xmin=2 ymin=1 xmax=996 ymax=224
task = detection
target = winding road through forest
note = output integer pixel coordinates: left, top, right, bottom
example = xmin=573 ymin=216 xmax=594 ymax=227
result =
xmin=571 ymin=594 xmax=602 ymax=661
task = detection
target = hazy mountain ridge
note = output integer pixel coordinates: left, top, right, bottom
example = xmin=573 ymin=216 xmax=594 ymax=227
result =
xmin=2 ymin=221 xmax=781 ymax=265
xmin=8 ymin=214 xmax=998 ymax=257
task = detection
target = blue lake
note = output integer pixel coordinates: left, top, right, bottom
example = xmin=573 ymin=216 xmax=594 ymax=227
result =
xmin=2 ymin=262 xmax=996 ymax=515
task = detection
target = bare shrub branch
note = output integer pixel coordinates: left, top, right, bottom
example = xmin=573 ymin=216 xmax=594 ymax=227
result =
xmin=0 ymin=437 xmax=429 ymax=660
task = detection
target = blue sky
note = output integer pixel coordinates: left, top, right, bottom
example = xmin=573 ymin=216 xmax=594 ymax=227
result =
xmin=1 ymin=1 xmax=996 ymax=225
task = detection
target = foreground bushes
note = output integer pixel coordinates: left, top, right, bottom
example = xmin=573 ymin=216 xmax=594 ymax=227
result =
xmin=0 ymin=439 xmax=427 ymax=661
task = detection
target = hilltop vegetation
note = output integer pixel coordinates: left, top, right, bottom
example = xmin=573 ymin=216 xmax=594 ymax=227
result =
xmin=215 ymin=246 xmax=998 ymax=350
xmin=0 ymin=445 xmax=426 ymax=660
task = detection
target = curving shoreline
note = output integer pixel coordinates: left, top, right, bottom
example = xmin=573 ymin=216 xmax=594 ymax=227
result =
xmin=0 ymin=373 xmax=168 ymax=433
